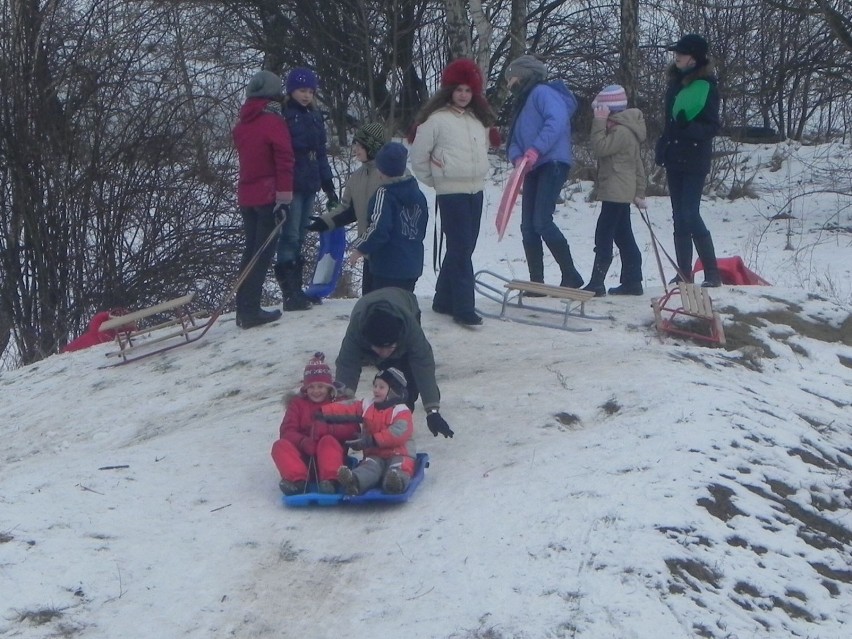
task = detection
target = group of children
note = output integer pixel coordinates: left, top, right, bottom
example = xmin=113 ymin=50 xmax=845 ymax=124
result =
xmin=270 ymin=352 xmax=416 ymax=496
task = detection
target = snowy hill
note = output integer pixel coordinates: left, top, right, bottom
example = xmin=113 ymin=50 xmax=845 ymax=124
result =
xmin=1 ymin=141 xmax=851 ymax=639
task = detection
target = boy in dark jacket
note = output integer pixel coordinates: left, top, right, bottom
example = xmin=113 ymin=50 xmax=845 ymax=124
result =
xmin=348 ymin=142 xmax=428 ymax=292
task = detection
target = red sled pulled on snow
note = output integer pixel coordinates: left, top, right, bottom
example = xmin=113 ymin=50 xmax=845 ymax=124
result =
xmin=282 ymin=452 xmax=429 ymax=507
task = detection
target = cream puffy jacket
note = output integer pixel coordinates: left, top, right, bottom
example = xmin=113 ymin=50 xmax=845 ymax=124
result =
xmin=409 ymin=106 xmax=488 ymax=195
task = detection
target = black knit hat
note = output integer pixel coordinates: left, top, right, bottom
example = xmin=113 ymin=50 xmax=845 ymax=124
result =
xmin=374 ymin=367 xmax=408 ymax=403
xmin=362 ymin=309 xmax=403 ymax=346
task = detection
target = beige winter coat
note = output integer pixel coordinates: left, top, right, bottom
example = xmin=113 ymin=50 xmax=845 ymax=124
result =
xmin=409 ymin=106 xmax=488 ymax=195
xmin=590 ymin=108 xmax=647 ymax=203
xmin=320 ymin=160 xmax=383 ymax=235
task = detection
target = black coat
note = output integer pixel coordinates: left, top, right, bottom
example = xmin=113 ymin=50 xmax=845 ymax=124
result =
xmin=655 ymin=62 xmax=720 ymax=175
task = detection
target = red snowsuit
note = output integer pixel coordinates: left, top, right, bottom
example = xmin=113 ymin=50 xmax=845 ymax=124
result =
xmin=232 ymin=98 xmax=294 ymax=207
xmin=270 ymin=394 xmax=359 ymax=483
xmin=321 ymin=397 xmax=416 ymax=487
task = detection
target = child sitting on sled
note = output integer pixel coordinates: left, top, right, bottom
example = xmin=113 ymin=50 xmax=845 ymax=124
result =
xmin=320 ymin=367 xmax=416 ymax=495
xmin=270 ymin=352 xmax=360 ymax=495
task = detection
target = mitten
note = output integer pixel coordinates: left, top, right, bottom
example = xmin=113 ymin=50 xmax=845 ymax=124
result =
xmin=306 ymin=216 xmax=329 ymax=232
xmin=426 ymin=412 xmax=454 ymax=438
xmin=521 ymin=148 xmax=539 ymax=167
xmin=633 ymin=196 xmax=647 ymax=209
xmin=488 ymin=127 xmax=502 ymax=149
xmin=272 ymin=201 xmax=289 ymax=224
xmin=345 ymin=433 xmax=375 ymax=451
xmin=312 ymin=423 xmax=330 ymax=439
xmin=276 ymin=190 xmax=293 ymax=205
xmin=300 ymin=437 xmax=317 ymax=456
xmin=325 ymin=193 xmax=340 ymax=212
xmin=593 ymin=104 xmax=610 ymax=120
xmin=675 ymin=111 xmax=689 ymax=128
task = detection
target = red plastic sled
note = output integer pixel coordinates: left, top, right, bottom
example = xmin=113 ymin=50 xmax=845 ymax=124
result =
xmin=496 ymin=157 xmax=531 ymax=241
xmin=693 ymin=256 xmax=770 ymax=285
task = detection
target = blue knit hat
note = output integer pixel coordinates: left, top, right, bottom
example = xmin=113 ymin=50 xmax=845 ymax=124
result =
xmin=375 ymin=142 xmax=408 ymax=178
xmin=286 ymin=67 xmax=318 ymax=94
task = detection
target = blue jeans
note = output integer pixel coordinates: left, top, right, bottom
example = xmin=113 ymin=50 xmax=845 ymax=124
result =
xmin=276 ymin=191 xmax=316 ymax=263
xmin=595 ymin=201 xmax=642 ymax=284
xmin=666 ymin=170 xmax=710 ymax=239
xmin=434 ymin=192 xmax=483 ymax=317
xmin=520 ymin=161 xmax=570 ymax=245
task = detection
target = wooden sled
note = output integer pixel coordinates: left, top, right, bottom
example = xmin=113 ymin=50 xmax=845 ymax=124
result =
xmin=651 ymin=283 xmax=726 ymax=345
xmin=474 ymin=270 xmax=609 ymax=332
xmin=100 ymin=293 xmax=208 ymax=363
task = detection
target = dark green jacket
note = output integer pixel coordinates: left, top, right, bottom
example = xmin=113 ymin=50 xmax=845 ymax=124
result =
xmin=335 ymin=288 xmax=440 ymax=412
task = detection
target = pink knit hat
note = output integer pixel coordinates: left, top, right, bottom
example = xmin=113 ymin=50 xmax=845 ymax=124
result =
xmin=593 ymin=85 xmax=628 ymax=112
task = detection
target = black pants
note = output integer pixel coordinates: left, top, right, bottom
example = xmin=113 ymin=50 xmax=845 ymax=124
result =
xmin=235 ymin=204 xmax=278 ymax=314
xmin=433 ymin=192 xmax=483 ymax=318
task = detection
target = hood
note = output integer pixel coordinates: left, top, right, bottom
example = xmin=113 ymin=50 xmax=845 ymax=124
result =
xmin=546 ymin=80 xmax=578 ymax=119
xmin=609 ymin=108 xmax=647 ymax=143
xmin=238 ymin=98 xmax=275 ymax=124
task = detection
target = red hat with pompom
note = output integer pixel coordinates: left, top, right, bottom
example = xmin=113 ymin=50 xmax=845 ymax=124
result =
xmin=302 ymin=352 xmax=333 ymax=390
xmin=440 ymin=59 xmax=484 ymax=97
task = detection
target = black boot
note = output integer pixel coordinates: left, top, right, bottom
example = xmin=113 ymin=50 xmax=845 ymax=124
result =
xmin=522 ymin=240 xmax=545 ymax=284
xmin=545 ymin=237 xmax=584 ymax=288
xmin=694 ymin=234 xmax=722 ymax=287
xmin=237 ymin=307 xmax=282 ymax=329
xmin=582 ymin=256 xmax=611 ymax=297
xmin=671 ymin=235 xmax=694 ymax=284
xmin=275 ymin=262 xmax=312 ymax=312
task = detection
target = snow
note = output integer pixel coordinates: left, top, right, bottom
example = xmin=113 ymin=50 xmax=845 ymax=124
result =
xmin=2 ymin=141 xmax=851 ymax=639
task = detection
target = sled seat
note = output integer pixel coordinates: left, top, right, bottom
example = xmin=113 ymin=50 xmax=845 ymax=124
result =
xmin=651 ymin=283 xmax=725 ymax=345
xmin=473 ymin=270 xmax=607 ymax=332
xmin=100 ymin=293 xmax=202 ymax=360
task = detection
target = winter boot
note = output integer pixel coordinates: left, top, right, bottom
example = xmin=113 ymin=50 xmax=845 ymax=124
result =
xmin=671 ymin=235 xmax=694 ymax=284
xmin=608 ymin=283 xmax=644 ymax=296
xmin=337 ymin=466 xmax=361 ymax=496
xmin=382 ymin=468 xmax=411 ymax=494
xmin=694 ymin=234 xmax=722 ymax=287
xmin=275 ymin=261 xmax=312 ymax=312
xmin=236 ymin=307 xmax=282 ymax=329
xmin=582 ymin=256 xmax=612 ymax=297
xmin=522 ymin=240 xmax=547 ymax=296
xmin=279 ymin=478 xmax=306 ymax=496
xmin=545 ymin=237 xmax=584 ymax=288
xmin=317 ymin=480 xmax=337 ymax=494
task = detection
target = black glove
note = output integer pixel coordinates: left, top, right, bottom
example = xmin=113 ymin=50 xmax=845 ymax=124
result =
xmin=306 ymin=215 xmax=330 ymax=232
xmin=675 ymin=111 xmax=689 ymax=128
xmin=272 ymin=201 xmax=289 ymax=224
xmin=346 ymin=433 xmax=374 ymax=451
xmin=426 ymin=412 xmax=454 ymax=438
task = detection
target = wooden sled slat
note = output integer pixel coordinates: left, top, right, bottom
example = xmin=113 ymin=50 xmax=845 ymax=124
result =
xmin=651 ymin=283 xmax=726 ymax=345
xmin=474 ymin=270 xmax=609 ymax=331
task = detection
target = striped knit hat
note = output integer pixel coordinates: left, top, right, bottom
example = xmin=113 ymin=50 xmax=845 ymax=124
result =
xmin=593 ymin=85 xmax=628 ymax=113
xmin=302 ymin=352 xmax=333 ymax=390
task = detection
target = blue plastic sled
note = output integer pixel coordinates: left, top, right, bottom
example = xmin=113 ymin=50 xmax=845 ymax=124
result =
xmin=282 ymin=452 xmax=430 ymax=507
xmin=304 ymin=227 xmax=347 ymax=299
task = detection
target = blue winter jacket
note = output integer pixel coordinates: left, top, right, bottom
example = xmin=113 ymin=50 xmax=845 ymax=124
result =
xmin=281 ymin=101 xmax=334 ymax=193
xmin=353 ymin=176 xmax=428 ymax=280
xmin=507 ymin=80 xmax=578 ymax=169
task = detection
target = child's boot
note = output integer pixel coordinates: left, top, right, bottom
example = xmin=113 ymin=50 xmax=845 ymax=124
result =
xmin=317 ymin=480 xmax=337 ymax=494
xmin=279 ymin=478 xmax=306 ymax=495
xmin=337 ymin=466 xmax=360 ymax=496
xmin=382 ymin=468 xmax=411 ymax=494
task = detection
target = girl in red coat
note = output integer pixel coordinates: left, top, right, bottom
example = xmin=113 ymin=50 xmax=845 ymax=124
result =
xmin=270 ymin=353 xmax=359 ymax=495
xmin=323 ymin=368 xmax=416 ymax=495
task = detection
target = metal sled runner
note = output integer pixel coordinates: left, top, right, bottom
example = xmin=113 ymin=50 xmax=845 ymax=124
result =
xmin=474 ymin=270 xmax=609 ymax=331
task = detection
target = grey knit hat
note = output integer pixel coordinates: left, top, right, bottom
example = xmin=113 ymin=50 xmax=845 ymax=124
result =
xmin=504 ymin=55 xmax=548 ymax=84
xmin=246 ymin=70 xmax=283 ymax=99
xmin=354 ymin=123 xmax=386 ymax=160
